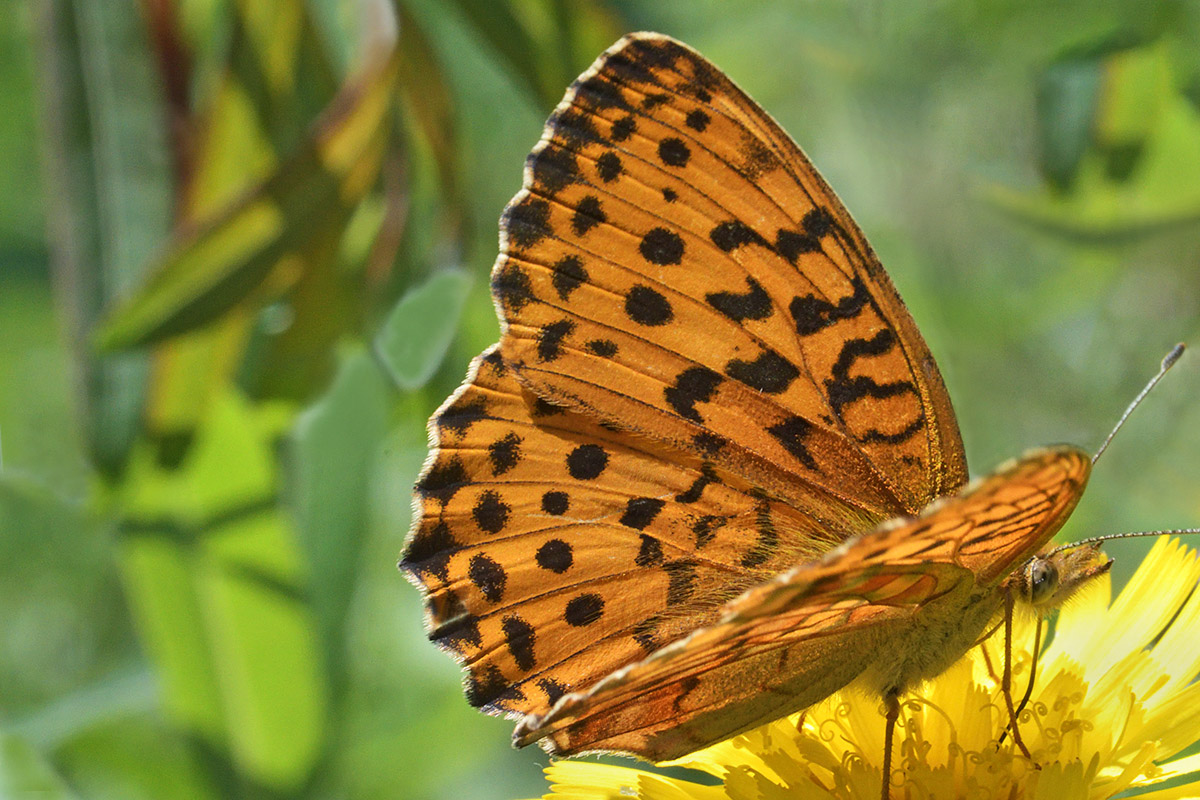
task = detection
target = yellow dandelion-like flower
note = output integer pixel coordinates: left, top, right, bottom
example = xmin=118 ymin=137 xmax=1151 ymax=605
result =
xmin=537 ymin=538 xmax=1200 ymax=800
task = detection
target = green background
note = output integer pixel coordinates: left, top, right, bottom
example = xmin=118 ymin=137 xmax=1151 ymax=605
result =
xmin=3 ymin=1 xmax=1199 ymax=799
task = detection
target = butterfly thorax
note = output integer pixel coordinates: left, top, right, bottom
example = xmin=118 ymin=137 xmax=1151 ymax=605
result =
xmin=855 ymin=580 xmax=1001 ymax=699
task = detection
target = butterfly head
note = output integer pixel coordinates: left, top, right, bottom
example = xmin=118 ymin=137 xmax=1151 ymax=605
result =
xmin=1013 ymin=543 xmax=1112 ymax=612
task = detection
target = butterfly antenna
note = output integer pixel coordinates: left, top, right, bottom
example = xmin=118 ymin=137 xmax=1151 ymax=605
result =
xmin=1048 ymin=527 xmax=1200 ymax=557
xmin=1092 ymin=343 xmax=1186 ymax=464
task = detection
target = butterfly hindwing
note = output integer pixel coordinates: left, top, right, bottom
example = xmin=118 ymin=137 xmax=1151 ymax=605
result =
xmin=403 ymin=347 xmax=848 ymax=718
xmin=513 ymin=447 xmax=1090 ymax=760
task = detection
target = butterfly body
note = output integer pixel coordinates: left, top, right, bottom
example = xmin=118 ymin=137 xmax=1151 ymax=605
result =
xmin=402 ymin=31 xmax=1103 ymax=771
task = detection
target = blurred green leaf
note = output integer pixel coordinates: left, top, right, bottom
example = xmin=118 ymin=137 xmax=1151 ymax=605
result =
xmin=0 ymin=733 xmax=79 ymax=800
xmin=445 ymin=0 xmax=551 ymax=105
xmin=1098 ymin=42 xmax=1171 ymax=157
xmin=374 ymin=268 xmax=473 ymax=390
xmin=289 ymin=348 xmax=389 ymax=684
xmin=52 ymin=715 xmax=219 ymax=800
xmin=10 ymin=670 xmax=155 ymax=752
xmin=396 ymin=3 xmax=461 ymax=219
xmin=991 ymin=37 xmax=1200 ymax=240
xmin=96 ymin=25 xmax=400 ymax=352
xmin=444 ymin=0 xmax=624 ymax=107
xmin=985 ymin=90 xmax=1200 ymax=239
xmin=1037 ymin=56 xmax=1102 ymax=191
xmin=0 ymin=472 xmax=130 ymax=718
xmin=117 ymin=389 xmax=325 ymax=790
xmin=34 ymin=0 xmax=172 ymax=476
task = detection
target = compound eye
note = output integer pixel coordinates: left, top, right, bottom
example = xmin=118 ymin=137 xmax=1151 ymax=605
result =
xmin=1027 ymin=559 xmax=1060 ymax=606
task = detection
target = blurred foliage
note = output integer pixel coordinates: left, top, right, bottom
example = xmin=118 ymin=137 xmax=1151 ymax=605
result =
xmin=2 ymin=1 xmax=1199 ymax=799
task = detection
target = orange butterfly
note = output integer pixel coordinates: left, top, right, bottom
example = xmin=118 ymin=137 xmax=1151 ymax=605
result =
xmin=401 ymin=32 xmax=1114 ymax=792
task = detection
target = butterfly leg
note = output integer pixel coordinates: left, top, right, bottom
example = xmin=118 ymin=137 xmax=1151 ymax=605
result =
xmin=880 ymin=688 xmax=900 ymax=800
xmin=1001 ymin=589 xmax=1034 ymax=759
xmin=999 ymin=615 xmax=1043 ymax=747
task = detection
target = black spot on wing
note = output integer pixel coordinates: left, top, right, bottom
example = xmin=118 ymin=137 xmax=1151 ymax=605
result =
xmin=735 ymin=135 xmax=778 ymax=180
xmin=625 ymin=285 xmax=674 ymax=326
xmin=466 ymin=664 xmax=525 ymax=710
xmin=742 ymin=499 xmax=779 ymax=568
xmin=536 ymin=538 xmax=573 ymax=572
xmin=503 ymin=197 xmax=552 ymax=249
xmin=642 ymin=93 xmax=670 ymax=109
xmin=531 ymin=396 xmax=563 ymax=417
xmin=473 ymin=492 xmax=510 ymax=534
xmin=692 ymin=431 xmax=726 ymax=456
xmin=790 ymin=275 xmax=871 ymax=336
xmin=726 ymin=348 xmax=799 ymax=394
xmin=686 ymin=109 xmax=710 ymax=131
xmin=540 ymin=491 xmax=569 ymax=516
xmin=622 ymin=497 xmax=666 ymax=530
xmin=692 ymin=515 xmax=726 ymax=549
xmin=566 ymin=444 xmax=608 ymax=479
xmin=675 ymin=464 xmax=718 ymax=504
xmin=400 ymin=521 xmax=457 ymax=582
xmin=706 ymin=277 xmax=773 ymax=322
xmin=664 ymin=366 xmax=723 ymax=423
xmin=595 ymin=150 xmax=622 ymax=182
xmin=767 ymin=416 xmax=818 ymax=470
xmin=481 ymin=349 xmax=505 ymax=372
xmin=639 ymin=228 xmax=685 ymax=265
xmin=502 ymin=614 xmax=537 ymax=671
xmin=664 ymin=560 xmax=699 ymax=605
xmin=548 ymin=108 xmax=602 ymax=147
xmin=610 ymin=114 xmax=636 ymax=141
xmin=487 ymin=433 xmax=521 ymax=475
xmin=551 ymin=255 xmax=588 ymax=300
xmin=564 ymin=593 xmax=604 ymax=626
xmin=428 ymin=594 xmax=481 ymax=651
xmin=537 ymin=319 xmax=574 ymax=362
xmin=415 ymin=457 xmax=468 ymax=503
xmin=710 ymin=220 xmax=769 ymax=252
xmin=803 ymin=208 xmax=835 ymax=238
xmin=632 ymin=614 xmax=662 ymax=653
xmin=574 ymin=74 xmax=628 ymax=111
xmin=635 ymin=534 xmax=664 ymax=566
xmin=437 ymin=396 xmax=487 ymax=437
xmin=468 ymin=553 xmax=507 ymax=603
xmin=658 ymin=137 xmax=691 ymax=167
xmin=862 ymin=414 xmax=925 ymax=445
xmin=530 ymin=144 xmax=579 ymax=193
xmin=493 ymin=264 xmax=534 ymax=313
xmin=775 ymin=229 xmax=821 ymax=262
xmin=776 ymin=210 xmax=839 ymax=263
xmin=572 ymin=195 xmax=606 ymax=236
xmin=538 ymin=678 xmax=567 ymax=706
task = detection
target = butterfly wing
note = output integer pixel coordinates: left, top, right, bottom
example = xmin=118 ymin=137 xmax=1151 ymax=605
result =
xmin=513 ymin=446 xmax=1091 ymax=760
xmin=494 ymin=32 xmax=967 ymax=518
xmin=404 ymin=348 xmax=851 ymax=718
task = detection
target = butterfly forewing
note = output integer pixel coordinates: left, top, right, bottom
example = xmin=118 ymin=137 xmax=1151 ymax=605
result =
xmin=496 ymin=33 xmax=966 ymax=518
xmin=513 ymin=447 xmax=1091 ymax=760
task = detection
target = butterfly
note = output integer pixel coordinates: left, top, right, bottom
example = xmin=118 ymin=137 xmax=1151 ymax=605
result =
xmin=400 ymin=31 xmax=1115 ymax=789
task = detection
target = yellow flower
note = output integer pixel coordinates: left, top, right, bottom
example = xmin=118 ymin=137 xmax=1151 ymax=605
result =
xmin=536 ymin=538 xmax=1200 ymax=799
